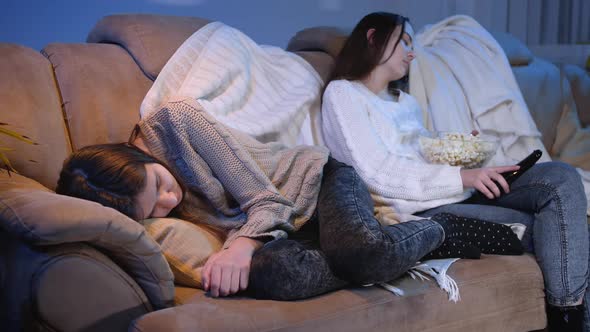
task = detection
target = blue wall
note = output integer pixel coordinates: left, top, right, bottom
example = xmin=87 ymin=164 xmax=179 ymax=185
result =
xmin=0 ymin=0 xmax=409 ymax=50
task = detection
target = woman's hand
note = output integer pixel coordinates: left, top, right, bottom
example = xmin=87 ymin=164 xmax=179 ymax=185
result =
xmin=202 ymin=237 xmax=263 ymax=297
xmin=460 ymin=165 xmax=520 ymax=199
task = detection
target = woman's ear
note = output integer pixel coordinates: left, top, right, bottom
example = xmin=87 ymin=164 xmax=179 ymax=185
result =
xmin=366 ymin=28 xmax=376 ymax=45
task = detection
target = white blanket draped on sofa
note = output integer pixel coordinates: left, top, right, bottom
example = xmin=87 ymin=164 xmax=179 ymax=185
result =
xmin=140 ymin=21 xmax=324 ymax=147
xmin=409 ymin=15 xmax=590 ymax=214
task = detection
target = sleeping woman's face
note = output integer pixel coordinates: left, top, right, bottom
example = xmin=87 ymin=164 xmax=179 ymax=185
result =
xmin=136 ymin=163 xmax=183 ymax=219
xmin=377 ymin=25 xmax=415 ymax=81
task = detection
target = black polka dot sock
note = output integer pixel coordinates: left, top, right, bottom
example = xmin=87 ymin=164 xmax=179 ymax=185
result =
xmin=422 ymin=238 xmax=481 ymax=260
xmin=431 ymin=212 xmax=524 ymax=256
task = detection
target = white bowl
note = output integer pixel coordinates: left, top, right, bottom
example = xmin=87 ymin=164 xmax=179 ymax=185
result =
xmin=418 ymin=131 xmax=499 ymax=169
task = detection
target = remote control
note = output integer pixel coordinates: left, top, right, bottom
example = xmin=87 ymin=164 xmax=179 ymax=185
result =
xmin=502 ymin=150 xmax=543 ymax=186
xmin=470 ymin=150 xmax=543 ymax=200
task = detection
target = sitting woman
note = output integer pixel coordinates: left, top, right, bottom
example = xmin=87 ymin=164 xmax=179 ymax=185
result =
xmin=321 ymin=11 xmax=589 ymax=331
xmin=56 ymin=97 xmax=521 ymax=301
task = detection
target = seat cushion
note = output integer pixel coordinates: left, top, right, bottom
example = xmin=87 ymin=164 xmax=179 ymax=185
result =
xmin=131 ymin=254 xmax=546 ymax=332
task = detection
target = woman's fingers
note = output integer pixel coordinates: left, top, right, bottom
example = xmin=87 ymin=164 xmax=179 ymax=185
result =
xmin=202 ymin=251 xmax=222 ymax=291
xmin=489 ymin=171 xmax=511 ymax=193
xmin=201 ymin=257 xmax=213 ymax=291
xmin=240 ymin=266 xmax=249 ymax=291
xmin=218 ymin=265 xmax=232 ymax=297
xmin=207 ymin=263 xmax=248 ymax=297
xmin=482 ymin=177 xmax=501 ymax=197
xmin=229 ymin=266 xmax=241 ymax=295
xmin=209 ymin=264 xmax=222 ymax=297
xmin=492 ymin=165 xmax=520 ymax=173
xmin=475 ymin=182 xmax=494 ymax=199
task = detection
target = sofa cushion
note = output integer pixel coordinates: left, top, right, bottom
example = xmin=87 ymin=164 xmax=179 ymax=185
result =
xmin=0 ymin=170 xmax=175 ymax=309
xmin=42 ymin=43 xmax=152 ymax=150
xmin=563 ymin=64 xmax=590 ymax=127
xmin=512 ymin=57 xmax=564 ymax=151
xmin=286 ymin=26 xmax=349 ymax=59
xmin=141 ymin=218 xmax=223 ymax=288
xmin=87 ymin=14 xmax=210 ymax=80
xmin=489 ymin=31 xmax=533 ymax=66
xmin=0 ymin=44 xmax=71 ymax=190
xmin=294 ymin=51 xmax=335 ymax=83
xmin=131 ymin=254 xmax=546 ymax=332
xmin=287 ymin=27 xmax=533 ymax=67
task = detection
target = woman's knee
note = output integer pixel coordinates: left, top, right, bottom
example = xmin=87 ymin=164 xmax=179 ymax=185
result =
xmin=323 ymin=240 xmax=398 ymax=284
xmin=536 ymin=161 xmax=582 ymax=189
xmin=249 ymin=239 xmax=343 ymax=300
xmin=318 ymin=165 xmax=380 ymax=251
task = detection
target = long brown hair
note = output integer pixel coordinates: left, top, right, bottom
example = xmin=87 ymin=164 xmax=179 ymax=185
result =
xmin=329 ymin=12 xmax=410 ymax=93
xmin=56 ymin=143 xmax=174 ymax=220
xmin=57 ymin=142 xmax=226 ymax=238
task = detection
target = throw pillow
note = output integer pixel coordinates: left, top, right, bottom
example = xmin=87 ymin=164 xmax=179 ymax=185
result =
xmin=141 ymin=218 xmax=224 ymax=289
xmin=0 ymin=170 xmax=175 ymax=308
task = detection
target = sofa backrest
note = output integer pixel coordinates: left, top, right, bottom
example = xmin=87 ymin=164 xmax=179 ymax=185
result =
xmin=0 ymin=44 xmax=71 ymax=189
xmin=41 ymin=43 xmax=150 ymax=152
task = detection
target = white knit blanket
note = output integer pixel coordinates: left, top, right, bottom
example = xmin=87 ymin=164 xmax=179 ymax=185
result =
xmin=140 ymin=22 xmax=324 ymax=147
xmin=409 ymin=15 xmax=550 ymax=166
xmin=409 ymin=15 xmax=590 ymax=214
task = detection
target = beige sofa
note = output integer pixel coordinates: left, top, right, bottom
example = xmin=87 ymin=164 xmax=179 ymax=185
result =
xmin=1 ymin=13 xmax=589 ymax=332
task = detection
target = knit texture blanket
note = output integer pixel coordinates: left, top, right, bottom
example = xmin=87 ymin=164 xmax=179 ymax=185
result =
xmin=140 ymin=21 xmax=324 ymax=147
xmin=410 ymin=15 xmax=590 ymax=214
xmin=409 ymin=15 xmax=549 ymax=166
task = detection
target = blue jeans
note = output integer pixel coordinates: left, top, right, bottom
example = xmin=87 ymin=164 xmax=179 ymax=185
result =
xmin=417 ymin=162 xmax=590 ymax=330
xmin=248 ymin=158 xmax=444 ymax=300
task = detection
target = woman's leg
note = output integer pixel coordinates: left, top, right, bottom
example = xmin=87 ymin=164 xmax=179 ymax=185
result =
xmin=421 ymin=161 xmax=589 ymax=330
xmin=316 ymin=158 xmax=444 ymax=285
xmin=248 ymin=237 xmax=348 ymax=300
xmin=417 ymin=204 xmax=535 ymax=253
xmin=483 ymin=162 xmax=587 ymax=309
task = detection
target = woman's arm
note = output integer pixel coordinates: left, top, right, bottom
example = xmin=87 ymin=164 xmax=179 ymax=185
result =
xmin=322 ymin=81 xmax=464 ymax=201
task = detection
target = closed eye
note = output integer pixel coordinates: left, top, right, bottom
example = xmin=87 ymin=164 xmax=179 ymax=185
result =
xmin=402 ymin=34 xmax=413 ymax=49
xmin=402 ymin=38 xmax=414 ymax=51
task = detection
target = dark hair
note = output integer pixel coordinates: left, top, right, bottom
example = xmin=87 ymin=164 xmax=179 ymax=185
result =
xmin=57 ymin=142 xmax=226 ymax=239
xmin=329 ymin=12 xmax=409 ymax=94
xmin=56 ymin=143 xmax=169 ymax=220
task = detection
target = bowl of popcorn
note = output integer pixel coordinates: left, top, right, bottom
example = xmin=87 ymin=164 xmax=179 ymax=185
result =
xmin=418 ymin=131 xmax=499 ymax=168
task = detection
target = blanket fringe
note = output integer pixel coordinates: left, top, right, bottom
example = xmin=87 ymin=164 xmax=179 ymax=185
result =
xmin=378 ymin=258 xmax=460 ymax=302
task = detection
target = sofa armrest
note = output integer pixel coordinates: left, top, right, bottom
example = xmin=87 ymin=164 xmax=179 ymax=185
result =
xmin=0 ymin=231 xmax=152 ymax=332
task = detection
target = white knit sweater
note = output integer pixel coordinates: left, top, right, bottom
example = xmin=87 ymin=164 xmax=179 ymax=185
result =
xmin=321 ymin=80 xmax=471 ymax=224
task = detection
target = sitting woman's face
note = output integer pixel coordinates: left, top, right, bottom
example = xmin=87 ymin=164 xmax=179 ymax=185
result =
xmin=377 ymin=26 xmax=414 ymax=81
xmin=136 ymin=163 xmax=183 ymax=218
